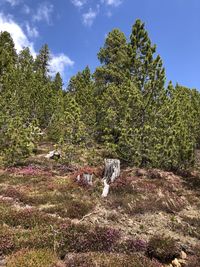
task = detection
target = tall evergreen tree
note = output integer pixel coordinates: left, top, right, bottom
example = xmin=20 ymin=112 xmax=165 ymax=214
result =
xmin=130 ymin=19 xmax=165 ymax=93
xmin=34 ymin=44 xmax=50 ymax=80
xmin=0 ymin=31 xmax=17 ymax=77
xmin=128 ymin=19 xmax=166 ymax=166
xmin=94 ymin=29 xmax=130 ymax=88
xmin=53 ymin=72 xmax=63 ymax=91
xmin=68 ymin=66 xmax=96 ymax=142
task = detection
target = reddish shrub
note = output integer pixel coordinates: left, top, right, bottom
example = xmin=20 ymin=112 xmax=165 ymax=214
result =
xmin=57 ymin=223 xmax=121 ymax=257
xmin=133 ymin=180 xmax=158 ymax=194
xmin=87 ymin=226 xmax=121 ymax=252
xmin=0 ymin=227 xmax=14 ymax=254
xmin=64 ymin=252 xmax=162 ymax=267
xmin=1 ymin=186 xmax=29 ymax=203
xmin=7 ymin=165 xmax=53 ymax=177
xmin=110 ymin=175 xmax=135 ymax=194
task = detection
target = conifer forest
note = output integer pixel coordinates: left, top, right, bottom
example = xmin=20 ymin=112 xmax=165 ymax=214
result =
xmin=0 ymin=20 xmax=200 ymax=267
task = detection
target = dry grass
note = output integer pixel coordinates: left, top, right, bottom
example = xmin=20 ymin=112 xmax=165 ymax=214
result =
xmin=0 ymin=148 xmax=200 ymax=266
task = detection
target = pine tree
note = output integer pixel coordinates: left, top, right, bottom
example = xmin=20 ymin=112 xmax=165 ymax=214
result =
xmin=0 ymin=22 xmax=199 ymax=170
xmin=0 ymin=113 xmax=40 ymax=166
xmin=53 ymin=72 xmax=63 ymax=91
xmin=68 ymin=66 xmax=96 ymax=142
xmin=30 ymin=44 xmax=54 ymax=127
xmin=189 ymin=88 xmax=200 ymax=148
xmin=94 ymin=29 xmax=130 ymax=148
xmin=59 ymin=94 xmax=86 ymax=163
xmin=128 ymin=19 xmax=166 ymax=166
xmin=47 ymin=88 xmax=65 ymax=142
xmin=167 ymin=85 xmax=197 ymax=169
xmin=117 ymin=81 xmax=143 ymax=164
xmin=94 ymin=29 xmax=130 ymax=89
xmin=0 ymin=31 xmax=17 ymax=77
xmin=34 ymin=44 xmax=50 ymax=80
xmin=18 ymin=47 xmax=34 ymax=73
xmin=95 ymin=83 xmax=122 ymax=147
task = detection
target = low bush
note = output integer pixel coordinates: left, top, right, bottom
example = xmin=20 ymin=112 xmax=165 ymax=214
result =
xmin=43 ymin=199 xmax=94 ymax=219
xmin=116 ymin=238 xmax=148 ymax=254
xmin=170 ymin=216 xmax=200 ymax=240
xmin=23 ymin=191 xmax=72 ymax=206
xmin=66 ymin=199 xmax=94 ymax=219
xmin=110 ymin=175 xmax=136 ymax=195
xmin=14 ymin=226 xmax=54 ymax=251
xmin=57 ymin=223 xmax=121 ymax=257
xmin=108 ymin=187 xmax=185 ymax=215
xmin=182 ymin=216 xmax=200 ymax=239
xmin=185 ymin=245 xmax=200 ymax=267
xmin=147 ymin=235 xmax=180 ymax=263
xmin=130 ymin=192 xmax=186 ymax=215
xmin=109 ymin=193 xmax=138 ymax=212
xmin=2 ymin=207 xmax=59 ymax=229
xmin=185 ymin=256 xmax=200 ymax=267
xmin=0 ymin=226 xmax=14 ymax=254
xmin=86 ymin=226 xmax=121 ymax=252
xmin=0 ymin=200 xmax=14 ymax=224
xmin=1 ymin=186 xmax=24 ymax=200
xmin=6 ymin=249 xmax=59 ymax=267
xmin=64 ymin=252 xmax=162 ymax=267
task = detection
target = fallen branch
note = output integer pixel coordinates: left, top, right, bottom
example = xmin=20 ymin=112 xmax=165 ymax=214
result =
xmin=78 ymin=209 xmax=101 ymax=223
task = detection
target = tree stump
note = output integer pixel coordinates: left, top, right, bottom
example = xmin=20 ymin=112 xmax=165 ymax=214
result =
xmin=102 ymin=159 xmax=120 ymax=197
xmin=76 ymin=173 xmax=93 ymax=186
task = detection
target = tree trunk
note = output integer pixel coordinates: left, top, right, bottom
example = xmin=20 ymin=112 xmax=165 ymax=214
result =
xmin=102 ymin=159 xmax=120 ymax=197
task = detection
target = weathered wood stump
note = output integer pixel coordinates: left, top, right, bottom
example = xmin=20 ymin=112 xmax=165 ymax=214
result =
xmin=102 ymin=159 xmax=120 ymax=197
xmin=76 ymin=173 xmax=93 ymax=186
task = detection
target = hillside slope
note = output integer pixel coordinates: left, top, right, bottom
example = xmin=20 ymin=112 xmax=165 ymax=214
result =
xmin=0 ymin=146 xmax=200 ymax=267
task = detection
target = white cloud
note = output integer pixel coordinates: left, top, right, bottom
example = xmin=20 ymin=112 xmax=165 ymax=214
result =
xmin=82 ymin=8 xmax=97 ymax=26
xmin=0 ymin=13 xmax=36 ymax=56
xmin=5 ymin=0 xmax=20 ymax=6
xmin=33 ymin=2 xmax=54 ymax=24
xmin=22 ymin=4 xmax=31 ymax=14
xmin=101 ymin=0 xmax=122 ymax=7
xmin=0 ymin=12 xmax=74 ymax=81
xmin=49 ymin=53 xmax=74 ymax=77
xmin=71 ymin=0 xmax=87 ymax=8
xmin=26 ymin=23 xmax=39 ymax=38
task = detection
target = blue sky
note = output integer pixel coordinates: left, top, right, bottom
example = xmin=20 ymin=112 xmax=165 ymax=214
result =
xmin=0 ymin=0 xmax=200 ymax=89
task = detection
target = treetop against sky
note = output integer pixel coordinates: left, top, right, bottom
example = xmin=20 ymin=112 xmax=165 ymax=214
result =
xmin=0 ymin=0 xmax=199 ymax=89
